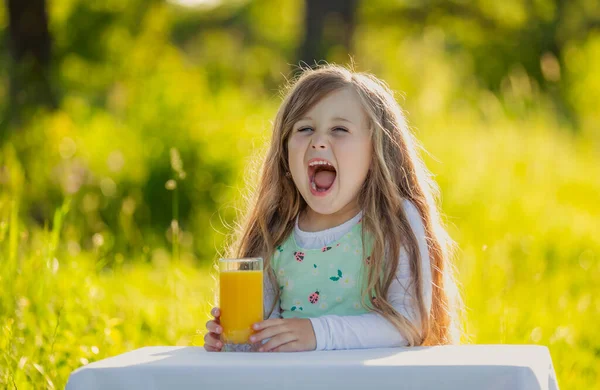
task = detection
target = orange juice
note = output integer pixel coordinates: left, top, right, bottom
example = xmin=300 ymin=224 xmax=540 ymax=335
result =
xmin=219 ymin=270 xmax=263 ymax=344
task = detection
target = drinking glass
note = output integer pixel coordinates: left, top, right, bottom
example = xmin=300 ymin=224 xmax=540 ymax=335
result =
xmin=219 ymin=258 xmax=263 ymax=352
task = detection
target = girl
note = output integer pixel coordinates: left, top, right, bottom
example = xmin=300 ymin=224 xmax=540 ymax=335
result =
xmin=204 ymin=64 xmax=462 ymax=352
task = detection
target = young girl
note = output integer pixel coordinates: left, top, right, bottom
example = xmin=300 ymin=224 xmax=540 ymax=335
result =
xmin=204 ymin=64 xmax=462 ymax=352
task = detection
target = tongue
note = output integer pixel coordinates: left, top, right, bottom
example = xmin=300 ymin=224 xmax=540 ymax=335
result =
xmin=314 ymin=170 xmax=336 ymax=189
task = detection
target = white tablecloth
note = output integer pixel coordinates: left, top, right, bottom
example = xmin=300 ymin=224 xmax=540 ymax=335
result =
xmin=66 ymin=344 xmax=559 ymax=390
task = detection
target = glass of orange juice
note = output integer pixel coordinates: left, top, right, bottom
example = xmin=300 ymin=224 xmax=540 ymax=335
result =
xmin=219 ymin=258 xmax=263 ymax=352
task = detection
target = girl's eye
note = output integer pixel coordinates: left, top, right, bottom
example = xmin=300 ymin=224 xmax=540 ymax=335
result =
xmin=296 ymin=127 xmax=348 ymax=133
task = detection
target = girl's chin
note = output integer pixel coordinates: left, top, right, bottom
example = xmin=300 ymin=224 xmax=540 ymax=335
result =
xmin=303 ymin=194 xmax=346 ymax=216
xmin=305 ymin=206 xmax=340 ymax=217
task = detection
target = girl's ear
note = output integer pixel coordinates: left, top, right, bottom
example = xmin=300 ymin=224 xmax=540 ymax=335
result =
xmin=282 ymin=162 xmax=291 ymax=178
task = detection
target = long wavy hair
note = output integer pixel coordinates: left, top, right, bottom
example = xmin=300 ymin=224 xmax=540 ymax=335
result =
xmin=226 ymin=64 xmax=463 ymax=346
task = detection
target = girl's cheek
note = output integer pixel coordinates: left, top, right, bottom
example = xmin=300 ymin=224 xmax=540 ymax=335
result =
xmin=287 ymin=137 xmax=308 ymax=172
xmin=288 ymin=135 xmax=306 ymax=151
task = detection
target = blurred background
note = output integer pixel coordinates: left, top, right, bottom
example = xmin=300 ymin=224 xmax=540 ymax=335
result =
xmin=0 ymin=0 xmax=599 ymax=388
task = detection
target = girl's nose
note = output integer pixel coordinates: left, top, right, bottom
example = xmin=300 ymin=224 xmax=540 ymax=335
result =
xmin=311 ymin=136 xmax=328 ymax=150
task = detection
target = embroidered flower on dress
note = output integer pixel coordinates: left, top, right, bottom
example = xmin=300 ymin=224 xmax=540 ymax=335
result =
xmin=329 ymin=269 xmax=343 ymax=281
xmin=283 ymin=277 xmax=294 ymax=291
xmin=278 ymin=268 xmax=285 ymax=277
xmin=319 ymin=302 xmax=328 ymax=310
xmin=340 ymin=276 xmax=355 ymax=288
xmin=335 ymin=296 xmax=343 ymax=303
xmin=353 ymin=301 xmax=361 ymax=310
xmin=291 ymin=299 xmax=304 ymax=312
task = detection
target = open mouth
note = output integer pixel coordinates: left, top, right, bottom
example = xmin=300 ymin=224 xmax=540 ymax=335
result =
xmin=307 ymin=159 xmax=337 ymax=196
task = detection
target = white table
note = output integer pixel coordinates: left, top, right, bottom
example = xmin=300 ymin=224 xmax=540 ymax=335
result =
xmin=66 ymin=345 xmax=559 ymax=390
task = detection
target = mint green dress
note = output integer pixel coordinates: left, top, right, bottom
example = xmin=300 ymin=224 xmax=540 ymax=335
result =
xmin=271 ymin=217 xmax=374 ymax=318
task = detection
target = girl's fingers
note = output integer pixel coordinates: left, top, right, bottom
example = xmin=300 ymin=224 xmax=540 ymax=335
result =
xmin=204 ymin=339 xmax=221 ymax=352
xmin=253 ymin=318 xmax=284 ymax=331
xmin=211 ymin=307 xmax=221 ymax=319
xmin=204 ymin=332 xmax=223 ymax=350
xmin=249 ymin=324 xmax=286 ymax=343
xmin=204 ymin=342 xmax=223 ymax=352
xmin=272 ymin=342 xmax=299 ymax=352
xmin=206 ymin=320 xmax=223 ymax=334
xmin=259 ymin=332 xmax=298 ymax=352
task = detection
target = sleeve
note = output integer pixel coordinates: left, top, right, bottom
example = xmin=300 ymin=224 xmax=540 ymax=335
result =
xmin=308 ymin=200 xmax=432 ymax=350
xmin=264 ymin=271 xmax=282 ymax=320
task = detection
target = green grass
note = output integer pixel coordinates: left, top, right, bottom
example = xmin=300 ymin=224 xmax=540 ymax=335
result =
xmin=423 ymin=122 xmax=600 ymax=388
xmin=1 ymin=1 xmax=599 ymax=388
xmin=2 ymin=118 xmax=598 ymax=389
xmin=1 ymin=233 xmax=214 ymax=388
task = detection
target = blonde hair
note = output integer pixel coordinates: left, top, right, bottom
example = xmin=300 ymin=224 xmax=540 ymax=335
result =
xmin=227 ymin=64 xmax=463 ymax=346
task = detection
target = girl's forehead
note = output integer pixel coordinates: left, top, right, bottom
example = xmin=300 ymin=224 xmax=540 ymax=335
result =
xmin=298 ymin=87 xmax=367 ymax=125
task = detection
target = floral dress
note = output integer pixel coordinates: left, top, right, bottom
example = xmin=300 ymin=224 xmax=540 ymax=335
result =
xmin=272 ymin=218 xmax=374 ymax=318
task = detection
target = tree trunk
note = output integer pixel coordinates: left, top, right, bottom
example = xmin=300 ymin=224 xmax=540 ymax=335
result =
xmin=297 ymin=0 xmax=358 ymax=67
xmin=6 ymin=0 xmax=57 ymax=122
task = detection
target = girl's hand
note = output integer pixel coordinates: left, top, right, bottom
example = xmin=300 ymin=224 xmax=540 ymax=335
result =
xmin=250 ymin=318 xmax=316 ymax=352
xmin=204 ymin=307 xmax=224 ymax=352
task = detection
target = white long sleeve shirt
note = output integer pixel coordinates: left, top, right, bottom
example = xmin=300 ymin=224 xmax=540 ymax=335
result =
xmin=264 ymin=199 xmax=432 ymax=350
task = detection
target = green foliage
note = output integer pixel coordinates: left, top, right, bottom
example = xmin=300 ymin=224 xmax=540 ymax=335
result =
xmin=1 ymin=0 xmax=599 ymax=389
